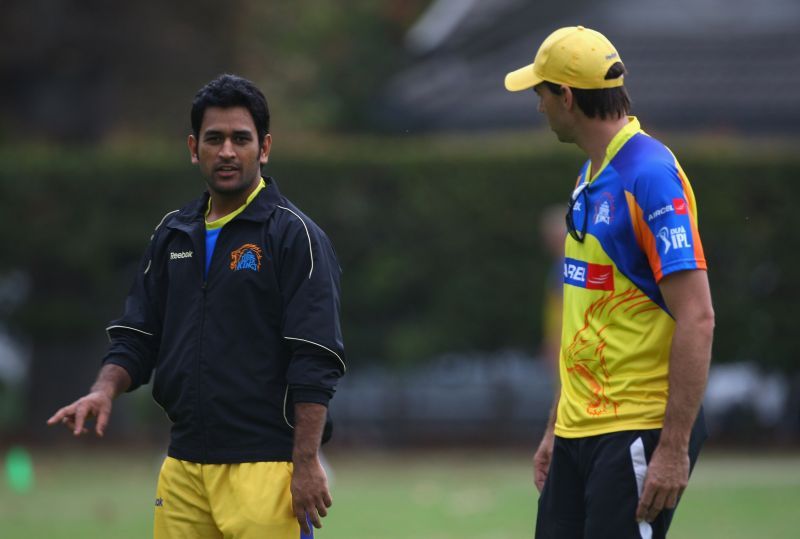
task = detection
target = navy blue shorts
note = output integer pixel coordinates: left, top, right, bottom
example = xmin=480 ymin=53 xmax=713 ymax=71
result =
xmin=535 ymin=414 xmax=706 ymax=539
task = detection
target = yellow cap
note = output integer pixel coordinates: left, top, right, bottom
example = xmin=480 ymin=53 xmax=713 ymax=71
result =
xmin=505 ymin=26 xmax=624 ymax=92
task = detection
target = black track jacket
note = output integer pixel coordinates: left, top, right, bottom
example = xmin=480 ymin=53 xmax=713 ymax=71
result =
xmin=103 ymin=178 xmax=346 ymax=463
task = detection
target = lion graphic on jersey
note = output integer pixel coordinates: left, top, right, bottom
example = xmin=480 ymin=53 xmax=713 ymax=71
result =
xmin=565 ymin=288 xmax=658 ymax=417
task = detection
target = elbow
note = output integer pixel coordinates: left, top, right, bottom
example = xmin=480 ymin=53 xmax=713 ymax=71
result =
xmin=676 ymin=305 xmax=715 ymax=335
xmin=693 ymin=307 xmax=715 ymax=338
xmin=703 ymin=306 xmax=716 ymax=330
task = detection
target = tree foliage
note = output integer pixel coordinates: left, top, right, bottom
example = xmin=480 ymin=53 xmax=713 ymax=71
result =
xmin=0 ymin=0 xmax=427 ymax=142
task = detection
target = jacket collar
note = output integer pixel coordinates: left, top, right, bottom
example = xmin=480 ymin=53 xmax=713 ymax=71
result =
xmin=168 ymin=177 xmax=283 ymax=232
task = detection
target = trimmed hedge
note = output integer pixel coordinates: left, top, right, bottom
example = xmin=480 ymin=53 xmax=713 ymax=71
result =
xmin=1 ymin=135 xmax=796 ymax=371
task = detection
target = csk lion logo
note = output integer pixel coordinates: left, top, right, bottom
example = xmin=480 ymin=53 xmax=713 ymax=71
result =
xmin=230 ymin=243 xmax=263 ymax=272
xmin=565 ymin=288 xmax=659 ymax=417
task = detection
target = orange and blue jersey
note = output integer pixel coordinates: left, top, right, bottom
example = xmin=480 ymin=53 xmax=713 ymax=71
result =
xmin=555 ymin=117 xmax=707 ymax=438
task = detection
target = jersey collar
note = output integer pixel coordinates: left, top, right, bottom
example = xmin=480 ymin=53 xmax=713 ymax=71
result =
xmin=205 ymin=178 xmax=267 ymax=229
xmin=173 ymin=176 xmax=283 ymax=227
xmin=587 ymin=116 xmax=641 ymax=183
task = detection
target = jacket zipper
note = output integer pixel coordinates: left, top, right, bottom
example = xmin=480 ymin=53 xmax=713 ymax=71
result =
xmin=198 ymin=222 xmax=224 ymax=463
xmin=198 ymin=279 xmax=208 ymax=463
xmin=197 ymin=221 xmax=212 ymax=464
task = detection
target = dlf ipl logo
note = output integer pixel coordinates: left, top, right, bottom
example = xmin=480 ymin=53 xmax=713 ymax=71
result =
xmin=230 ymin=243 xmax=263 ymax=272
xmin=564 ymin=258 xmax=614 ymax=291
xmin=657 ymin=226 xmax=691 ymax=255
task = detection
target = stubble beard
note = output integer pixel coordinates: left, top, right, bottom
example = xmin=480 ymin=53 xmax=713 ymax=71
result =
xmin=206 ymin=162 xmax=262 ymax=198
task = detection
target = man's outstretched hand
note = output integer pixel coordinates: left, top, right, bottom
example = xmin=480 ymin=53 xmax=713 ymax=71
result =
xmin=47 ymin=390 xmax=114 ymax=437
xmin=47 ymin=363 xmax=131 ymax=437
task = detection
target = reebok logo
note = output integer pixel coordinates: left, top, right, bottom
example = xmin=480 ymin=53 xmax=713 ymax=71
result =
xmin=170 ymin=251 xmax=193 ymax=260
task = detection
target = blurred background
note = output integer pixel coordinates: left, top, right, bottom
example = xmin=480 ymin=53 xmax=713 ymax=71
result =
xmin=1 ymin=1 xmax=799 ymax=538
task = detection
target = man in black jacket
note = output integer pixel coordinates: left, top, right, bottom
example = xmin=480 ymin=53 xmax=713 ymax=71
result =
xmin=48 ymin=74 xmax=346 ymax=539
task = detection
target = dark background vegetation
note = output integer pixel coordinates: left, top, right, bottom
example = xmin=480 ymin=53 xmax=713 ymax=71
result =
xmin=2 ymin=137 xmax=797 ymax=433
xmin=0 ymin=0 xmax=426 ymax=140
xmin=2 ymin=140 xmax=797 ymax=370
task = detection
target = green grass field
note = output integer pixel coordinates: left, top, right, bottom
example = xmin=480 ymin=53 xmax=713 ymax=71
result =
xmin=2 ymin=448 xmax=799 ymax=538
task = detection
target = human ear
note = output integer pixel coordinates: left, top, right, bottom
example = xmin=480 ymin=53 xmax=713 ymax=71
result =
xmin=259 ymin=134 xmax=272 ymax=165
xmin=188 ymin=135 xmax=199 ymax=163
xmin=561 ymin=86 xmax=574 ymax=111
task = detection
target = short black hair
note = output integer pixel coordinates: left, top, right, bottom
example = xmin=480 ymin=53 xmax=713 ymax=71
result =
xmin=543 ymin=62 xmax=631 ymax=120
xmin=190 ymin=74 xmax=270 ymax=142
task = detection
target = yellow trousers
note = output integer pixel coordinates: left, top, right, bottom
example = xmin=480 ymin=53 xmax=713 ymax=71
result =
xmin=153 ymin=457 xmax=309 ymax=539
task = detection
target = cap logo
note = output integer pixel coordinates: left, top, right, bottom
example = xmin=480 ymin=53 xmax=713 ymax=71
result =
xmin=504 ymin=26 xmax=623 ymax=92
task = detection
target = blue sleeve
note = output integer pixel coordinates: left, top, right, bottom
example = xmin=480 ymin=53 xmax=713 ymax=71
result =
xmin=632 ymin=158 xmax=706 ymax=280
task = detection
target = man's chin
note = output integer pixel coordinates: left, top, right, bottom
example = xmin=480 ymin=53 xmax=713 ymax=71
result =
xmin=207 ymin=176 xmax=257 ymax=195
xmin=553 ymin=129 xmax=572 ymax=143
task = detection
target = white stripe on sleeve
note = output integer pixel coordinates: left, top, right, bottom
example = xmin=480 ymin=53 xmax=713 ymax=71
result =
xmin=276 ymin=206 xmax=314 ymax=279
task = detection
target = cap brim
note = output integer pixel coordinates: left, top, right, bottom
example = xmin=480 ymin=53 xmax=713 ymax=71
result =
xmin=504 ymin=64 xmax=543 ymax=92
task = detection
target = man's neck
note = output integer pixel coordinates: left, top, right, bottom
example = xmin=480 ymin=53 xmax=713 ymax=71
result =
xmin=574 ymin=116 xmax=630 ymax=178
xmin=207 ymin=178 xmax=260 ymax=221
